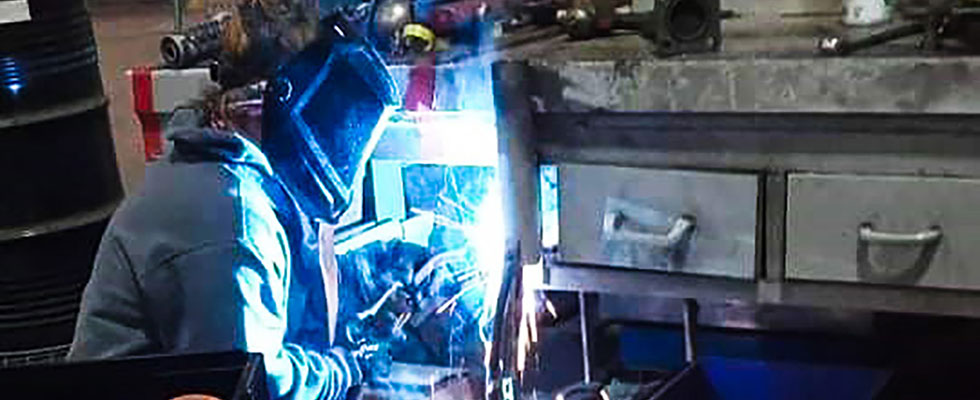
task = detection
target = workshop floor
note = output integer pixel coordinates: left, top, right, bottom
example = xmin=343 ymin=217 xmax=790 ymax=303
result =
xmin=90 ymin=1 xmax=176 ymax=194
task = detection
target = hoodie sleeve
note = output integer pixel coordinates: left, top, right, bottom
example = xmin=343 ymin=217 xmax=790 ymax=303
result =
xmin=140 ymin=240 xmax=362 ymax=400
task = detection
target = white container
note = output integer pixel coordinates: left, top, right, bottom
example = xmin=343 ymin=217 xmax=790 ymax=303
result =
xmin=842 ymin=0 xmax=892 ymax=25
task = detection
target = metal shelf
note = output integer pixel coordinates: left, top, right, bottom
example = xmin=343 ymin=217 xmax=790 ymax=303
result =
xmin=541 ymin=262 xmax=757 ymax=305
xmin=539 ymin=262 xmax=980 ymax=319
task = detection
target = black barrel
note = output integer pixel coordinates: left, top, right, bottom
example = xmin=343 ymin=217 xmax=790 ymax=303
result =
xmin=0 ymin=0 xmax=123 ymax=365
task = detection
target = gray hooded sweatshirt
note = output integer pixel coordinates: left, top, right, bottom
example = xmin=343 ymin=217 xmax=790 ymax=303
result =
xmin=69 ymin=110 xmax=361 ymax=400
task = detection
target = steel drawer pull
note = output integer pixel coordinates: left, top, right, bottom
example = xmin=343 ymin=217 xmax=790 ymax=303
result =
xmin=603 ymin=213 xmax=697 ymax=249
xmin=858 ymin=224 xmax=942 ymax=245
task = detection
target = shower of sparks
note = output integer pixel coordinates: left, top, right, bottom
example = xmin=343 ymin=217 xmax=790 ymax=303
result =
xmin=378 ymin=52 xmax=504 ymax=396
xmin=517 ymin=261 xmax=544 ymax=374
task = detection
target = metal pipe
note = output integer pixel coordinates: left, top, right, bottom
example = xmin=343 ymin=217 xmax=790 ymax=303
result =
xmin=161 ymin=12 xmax=231 ymax=68
xmin=578 ymin=291 xmax=592 ymax=383
xmin=818 ymin=22 xmax=926 ymax=55
xmin=683 ymin=298 xmax=699 ymax=364
xmin=492 ymin=61 xmax=542 ymax=267
xmin=487 ymin=248 xmax=521 ymax=399
xmin=174 ymin=0 xmax=185 ymax=32
xmin=487 ymin=59 xmax=541 ymax=400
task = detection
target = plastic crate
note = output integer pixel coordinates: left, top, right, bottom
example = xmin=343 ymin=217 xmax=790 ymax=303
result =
xmin=0 ymin=351 xmax=268 ymax=400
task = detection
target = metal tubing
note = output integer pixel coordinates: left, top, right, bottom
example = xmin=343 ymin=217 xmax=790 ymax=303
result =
xmin=859 ymin=224 xmax=943 ymax=245
xmin=492 ymin=61 xmax=542 ymax=266
xmin=603 ymin=212 xmax=696 ymax=248
xmin=578 ymin=291 xmax=592 ymax=383
xmin=683 ymin=298 xmax=699 ymax=364
xmin=174 ymin=0 xmax=185 ymax=32
xmin=487 ymin=248 xmax=521 ymax=399
xmin=818 ymin=22 xmax=926 ymax=55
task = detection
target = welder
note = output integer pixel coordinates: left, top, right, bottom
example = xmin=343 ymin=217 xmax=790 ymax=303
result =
xmin=67 ymin=2 xmax=399 ymax=400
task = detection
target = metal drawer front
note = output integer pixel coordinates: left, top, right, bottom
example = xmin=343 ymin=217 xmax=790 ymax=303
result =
xmin=558 ymin=164 xmax=758 ymax=279
xmin=786 ymin=174 xmax=980 ymax=290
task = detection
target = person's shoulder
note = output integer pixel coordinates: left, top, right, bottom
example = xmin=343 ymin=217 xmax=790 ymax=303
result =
xmin=105 ymin=161 xmax=260 ymax=270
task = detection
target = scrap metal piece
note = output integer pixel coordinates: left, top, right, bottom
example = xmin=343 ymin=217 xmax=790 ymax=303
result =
xmin=817 ymin=22 xmax=926 ymax=55
xmin=161 ymin=12 xmax=233 ymax=68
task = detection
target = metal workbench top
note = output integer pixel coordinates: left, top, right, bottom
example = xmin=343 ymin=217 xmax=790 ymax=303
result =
xmin=496 ymin=18 xmax=980 ymax=114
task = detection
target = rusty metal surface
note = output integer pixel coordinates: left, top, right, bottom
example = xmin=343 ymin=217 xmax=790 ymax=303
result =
xmin=498 ymin=17 xmax=980 ymax=114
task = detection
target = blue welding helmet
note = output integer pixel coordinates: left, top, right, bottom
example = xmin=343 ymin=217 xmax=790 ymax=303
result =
xmin=263 ymin=21 xmax=400 ymax=223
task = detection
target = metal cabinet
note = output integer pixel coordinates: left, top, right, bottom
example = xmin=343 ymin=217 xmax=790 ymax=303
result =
xmin=558 ymin=164 xmax=759 ymax=279
xmin=786 ymin=173 xmax=980 ymax=291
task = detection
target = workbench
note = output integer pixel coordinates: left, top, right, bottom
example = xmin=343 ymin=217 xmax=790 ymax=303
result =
xmin=491 ymin=16 xmax=980 ymax=319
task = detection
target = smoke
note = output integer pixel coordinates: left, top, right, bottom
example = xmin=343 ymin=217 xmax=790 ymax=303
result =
xmin=349 ymin=15 xmax=502 ymax=395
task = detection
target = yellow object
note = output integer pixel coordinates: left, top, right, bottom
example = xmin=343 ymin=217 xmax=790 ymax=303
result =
xmin=402 ymin=23 xmax=436 ymax=52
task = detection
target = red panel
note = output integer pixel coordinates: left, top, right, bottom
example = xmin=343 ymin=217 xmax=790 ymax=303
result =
xmin=131 ymin=67 xmax=163 ymax=161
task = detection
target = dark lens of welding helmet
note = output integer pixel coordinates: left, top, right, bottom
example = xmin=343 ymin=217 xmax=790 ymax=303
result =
xmin=263 ymin=27 xmax=399 ymax=223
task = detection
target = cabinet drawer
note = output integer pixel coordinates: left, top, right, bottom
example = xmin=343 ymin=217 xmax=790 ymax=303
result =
xmin=786 ymin=174 xmax=980 ymax=290
xmin=558 ymin=164 xmax=758 ymax=279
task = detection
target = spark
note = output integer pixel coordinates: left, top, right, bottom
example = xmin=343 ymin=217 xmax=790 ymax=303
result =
xmin=523 ymin=261 xmax=543 ymax=344
xmin=484 ymin=341 xmax=492 ymax=368
xmin=393 ymin=312 xmax=411 ymax=333
xmin=453 ymin=269 xmax=480 ymax=284
xmin=528 ymin=309 xmax=538 ymax=344
xmin=390 ymin=3 xmax=407 ymax=19
xmin=436 ymin=281 xmax=483 ymax=314
xmin=545 ymin=300 xmax=558 ymax=319
xmin=413 ymin=248 xmax=470 ymax=287
xmin=517 ymin=310 xmax=528 ymax=372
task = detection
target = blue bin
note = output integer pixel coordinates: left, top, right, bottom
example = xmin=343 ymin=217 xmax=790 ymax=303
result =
xmin=652 ymin=357 xmax=891 ymax=400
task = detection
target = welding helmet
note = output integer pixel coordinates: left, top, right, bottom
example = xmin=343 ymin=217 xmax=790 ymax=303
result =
xmin=263 ymin=20 xmax=400 ymax=223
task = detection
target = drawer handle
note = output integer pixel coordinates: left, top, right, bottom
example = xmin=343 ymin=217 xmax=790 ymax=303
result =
xmin=603 ymin=212 xmax=697 ymax=249
xmin=858 ymin=224 xmax=942 ymax=245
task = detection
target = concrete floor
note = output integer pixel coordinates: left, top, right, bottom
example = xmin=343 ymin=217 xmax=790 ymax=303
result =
xmin=90 ymin=2 xmax=178 ymax=194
